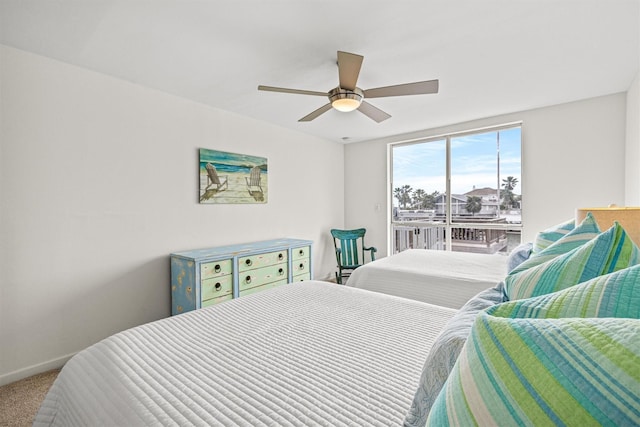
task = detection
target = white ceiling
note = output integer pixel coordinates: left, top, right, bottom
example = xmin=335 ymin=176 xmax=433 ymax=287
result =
xmin=1 ymin=0 xmax=639 ymax=143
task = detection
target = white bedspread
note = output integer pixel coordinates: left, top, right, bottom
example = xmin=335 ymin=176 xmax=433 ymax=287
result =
xmin=346 ymin=249 xmax=508 ymax=309
xmin=34 ymin=281 xmax=455 ymax=427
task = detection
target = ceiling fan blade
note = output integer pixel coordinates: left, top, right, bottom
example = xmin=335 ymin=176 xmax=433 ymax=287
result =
xmin=258 ymin=85 xmax=327 ymax=97
xmin=357 ymin=101 xmax=391 ymax=123
xmin=299 ymin=103 xmax=333 ymax=122
xmin=363 ymin=79 xmax=439 ymax=98
xmin=337 ymin=51 xmax=364 ymax=91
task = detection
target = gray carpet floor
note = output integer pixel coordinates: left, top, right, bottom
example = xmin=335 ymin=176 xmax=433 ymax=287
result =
xmin=0 ymin=369 xmax=60 ymax=427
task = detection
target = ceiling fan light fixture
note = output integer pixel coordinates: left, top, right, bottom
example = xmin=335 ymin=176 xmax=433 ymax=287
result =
xmin=258 ymin=51 xmax=439 ymax=122
xmin=329 ymin=87 xmax=363 ymax=112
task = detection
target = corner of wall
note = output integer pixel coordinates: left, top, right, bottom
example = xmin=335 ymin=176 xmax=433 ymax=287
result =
xmin=625 ymin=72 xmax=640 ymax=205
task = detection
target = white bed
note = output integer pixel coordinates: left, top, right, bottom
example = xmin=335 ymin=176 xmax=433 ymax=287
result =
xmin=34 ymin=281 xmax=456 ymax=427
xmin=345 ymin=249 xmax=508 ymax=309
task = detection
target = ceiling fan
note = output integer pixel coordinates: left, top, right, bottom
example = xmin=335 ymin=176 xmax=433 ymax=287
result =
xmin=258 ymin=51 xmax=439 ymax=123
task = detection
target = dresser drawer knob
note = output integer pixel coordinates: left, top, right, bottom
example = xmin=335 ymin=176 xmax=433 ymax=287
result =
xmin=245 ymin=275 xmax=252 ymax=284
xmin=278 ymin=253 xmax=284 ymax=260
xmin=299 ymin=263 xmax=304 ymax=270
xmin=215 ymin=282 xmax=222 ymax=291
xmin=214 ymin=264 xmax=221 ymax=273
xmin=278 ymin=268 xmax=284 ymax=275
xmin=299 ymin=249 xmax=304 ymax=256
xmin=245 ymin=259 xmax=252 ymax=267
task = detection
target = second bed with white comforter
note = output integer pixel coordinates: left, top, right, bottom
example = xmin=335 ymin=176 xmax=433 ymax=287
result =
xmin=346 ymin=249 xmax=508 ymax=309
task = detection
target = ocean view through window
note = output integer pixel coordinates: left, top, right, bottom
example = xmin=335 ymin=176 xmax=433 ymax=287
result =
xmin=390 ymin=123 xmax=522 ymax=255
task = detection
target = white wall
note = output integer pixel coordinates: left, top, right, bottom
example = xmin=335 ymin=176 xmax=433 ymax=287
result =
xmin=625 ymin=5 xmax=640 ymax=205
xmin=345 ymin=93 xmax=628 ymax=257
xmin=0 ymin=45 xmax=344 ymax=385
xmin=626 ymin=72 xmax=640 ymax=205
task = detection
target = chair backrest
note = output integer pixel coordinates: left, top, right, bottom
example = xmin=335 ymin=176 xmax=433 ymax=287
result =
xmin=248 ymin=166 xmax=261 ymax=185
xmin=331 ymin=228 xmax=367 ymax=267
xmin=206 ymin=163 xmax=221 ymax=184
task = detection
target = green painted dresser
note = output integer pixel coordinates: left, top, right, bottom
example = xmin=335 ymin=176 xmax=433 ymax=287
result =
xmin=171 ymin=238 xmax=313 ymax=315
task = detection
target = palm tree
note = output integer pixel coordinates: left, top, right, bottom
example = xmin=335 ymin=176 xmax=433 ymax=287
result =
xmin=502 ymin=176 xmax=519 ymax=191
xmin=412 ymin=189 xmax=426 ymax=209
xmin=465 ymin=196 xmax=482 ymax=216
xmin=424 ymin=190 xmax=440 ymax=210
xmin=394 ymin=185 xmax=413 ymax=209
xmin=501 ymin=176 xmax=519 ymax=209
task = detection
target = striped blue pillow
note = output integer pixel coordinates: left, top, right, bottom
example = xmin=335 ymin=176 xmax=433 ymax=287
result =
xmin=509 ymin=212 xmax=600 ymax=275
xmin=496 ymin=264 xmax=640 ymax=319
xmin=532 ymin=218 xmax=574 ymax=253
xmin=505 ymin=222 xmax=640 ymax=300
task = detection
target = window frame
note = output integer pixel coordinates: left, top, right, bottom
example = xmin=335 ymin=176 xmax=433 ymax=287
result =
xmin=387 ymin=121 xmax=523 ymax=255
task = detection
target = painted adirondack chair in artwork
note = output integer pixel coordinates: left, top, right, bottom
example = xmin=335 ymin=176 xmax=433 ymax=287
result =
xmin=245 ymin=166 xmax=263 ymax=194
xmin=205 ymin=163 xmax=228 ymax=192
xmin=330 ymin=228 xmax=377 ymax=284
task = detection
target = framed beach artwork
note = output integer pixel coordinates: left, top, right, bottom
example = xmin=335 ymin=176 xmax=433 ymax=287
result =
xmin=199 ymin=148 xmax=268 ymax=204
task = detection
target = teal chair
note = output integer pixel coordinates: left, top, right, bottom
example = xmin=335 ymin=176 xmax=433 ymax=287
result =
xmin=331 ymin=228 xmax=377 ymax=284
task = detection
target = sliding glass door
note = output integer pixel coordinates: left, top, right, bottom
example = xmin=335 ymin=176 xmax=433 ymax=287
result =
xmin=390 ymin=124 xmax=522 ymax=255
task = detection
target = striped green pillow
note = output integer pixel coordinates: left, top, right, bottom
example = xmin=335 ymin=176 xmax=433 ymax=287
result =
xmin=509 ymin=212 xmax=600 ymax=275
xmin=426 ymin=269 xmax=640 ymax=426
xmin=532 ymin=218 xmax=574 ymax=253
xmin=505 ymin=222 xmax=639 ymax=301
xmin=427 ymin=317 xmax=640 ymax=426
xmin=496 ymin=264 xmax=640 ymax=319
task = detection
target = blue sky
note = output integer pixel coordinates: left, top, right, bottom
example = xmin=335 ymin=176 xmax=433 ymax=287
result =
xmin=392 ymin=127 xmax=521 ymax=196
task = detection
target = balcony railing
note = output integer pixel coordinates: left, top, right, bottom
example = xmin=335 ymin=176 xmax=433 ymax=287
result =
xmin=393 ymin=224 xmax=445 ymax=252
xmin=392 ymin=220 xmax=516 ymax=255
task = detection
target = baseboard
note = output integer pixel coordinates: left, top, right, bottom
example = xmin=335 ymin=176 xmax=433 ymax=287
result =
xmin=0 ymin=352 xmax=75 ymax=386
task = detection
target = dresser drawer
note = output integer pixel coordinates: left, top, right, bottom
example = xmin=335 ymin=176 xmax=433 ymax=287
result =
xmin=201 ymin=275 xmax=233 ymax=301
xmin=202 ymin=293 xmax=233 ymax=308
xmin=201 ymin=259 xmax=233 ymax=280
xmin=239 ymin=264 xmax=288 ymax=291
xmin=292 ymin=246 xmax=310 ymax=261
xmin=292 ymin=259 xmax=310 ymax=276
xmin=239 ymin=280 xmax=288 ymax=297
xmin=292 ymin=271 xmax=311 ymax=282
xmin=238 ymin=250 xmax=288 ymax=272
